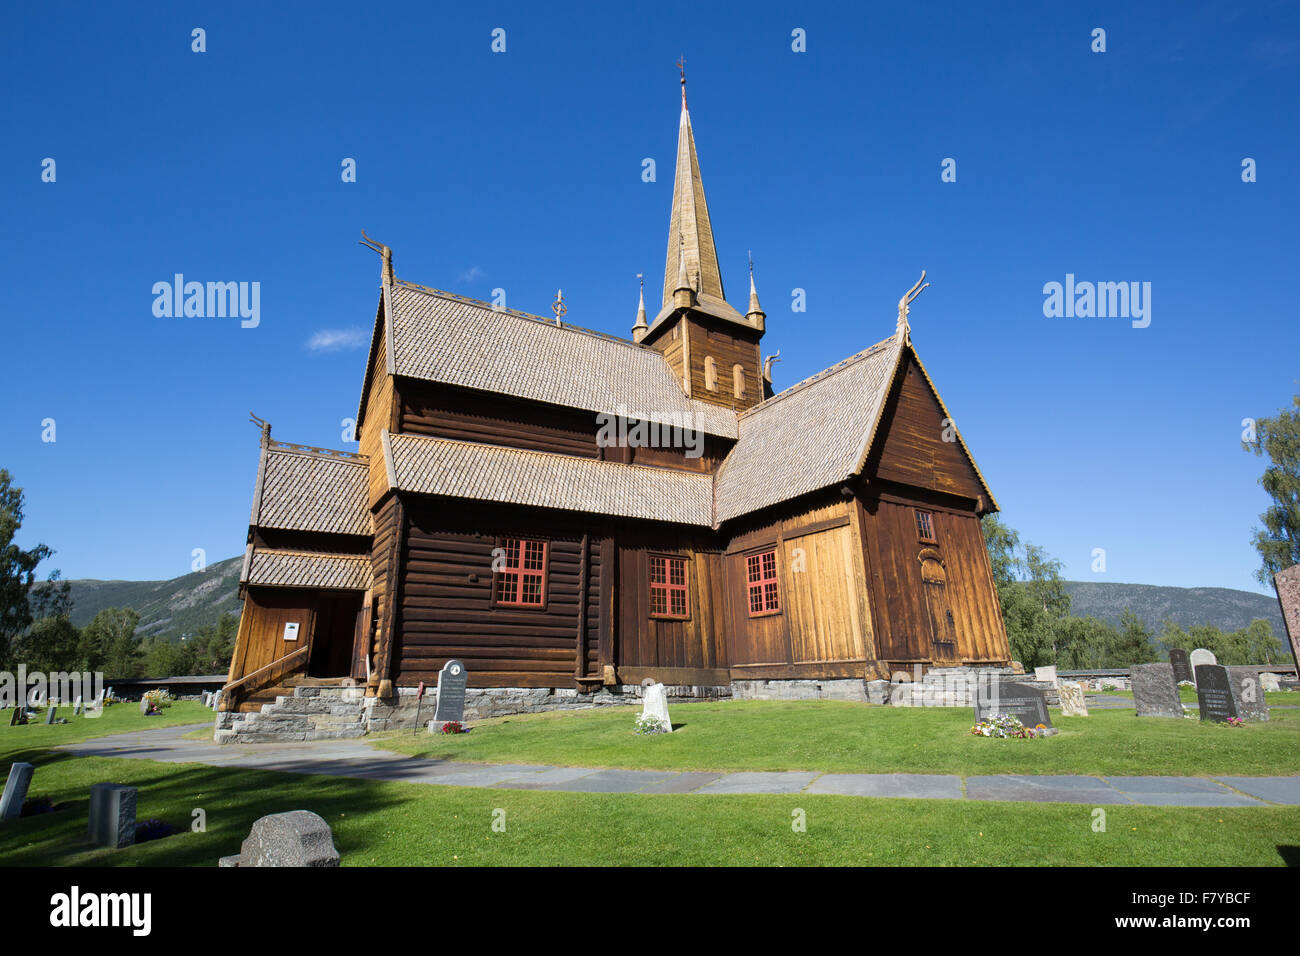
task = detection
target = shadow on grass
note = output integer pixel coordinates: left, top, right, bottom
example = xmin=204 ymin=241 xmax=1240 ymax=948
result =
xmin=0 ymin=752 xmax=414 ymax=867
xmin=1277 ymin=846 xmax=1300 ymax=866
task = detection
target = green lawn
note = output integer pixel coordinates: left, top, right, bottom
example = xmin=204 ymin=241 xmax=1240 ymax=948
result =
xmin=3 ymin=699 xmax=1300 ymax=866
xmin=1 ymin=700 xmax=213 ymax=763
xmin=3 ymin=750 xmax=1299 ymax=866
xmin=1108 ymin=688 xmax=1298 ymax=705
xmin=374 ymin=700 xmax=1300 ymax=776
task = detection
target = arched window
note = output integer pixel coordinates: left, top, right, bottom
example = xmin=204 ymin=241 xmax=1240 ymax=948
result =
xmin=704 ymin=356 xmax=717 ymax=391
xmin=733 ymin=364 xmax=745 ymax=398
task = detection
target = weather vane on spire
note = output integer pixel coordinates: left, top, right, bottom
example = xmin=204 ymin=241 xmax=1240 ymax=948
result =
xmin=678 ymin=55 xmax=687 ymax=109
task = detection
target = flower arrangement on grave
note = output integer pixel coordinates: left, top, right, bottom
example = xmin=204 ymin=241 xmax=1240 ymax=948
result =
xmin=1225 ymin=716 xmax=1244 ymax=727
xmin=142 ymin=689 xmax=172 ymax=712
xmin=970 ymin=714 xmax=1039 ymax=739
xmin=439 ymin=720 xmax=465 ymax=734
xmin=634 ymin=712 xmax=668 ymax=735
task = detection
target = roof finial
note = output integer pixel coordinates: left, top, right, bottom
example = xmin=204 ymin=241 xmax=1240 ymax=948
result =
xmin=359 ymin=230 xmax=394 ymax=285
xmin=632 ymin=273 xmax=648 ymax=342
xmin=746 ymin=250 xmax=766 ymax=330
xmin=552 ymin=288 xmax=567 ymax=327
xmin=677 ymin=55 xmax=687 ymax=110
xmin=897 ymin=270 xmax=929 ymax=343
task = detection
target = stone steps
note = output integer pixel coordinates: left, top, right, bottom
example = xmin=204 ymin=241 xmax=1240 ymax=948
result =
xmin=215 ymin=684 xmax=367 ymax=744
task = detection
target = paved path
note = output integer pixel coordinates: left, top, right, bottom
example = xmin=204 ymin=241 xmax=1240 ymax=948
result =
xmin=54 ymin=724 xmax=1300 ymax=807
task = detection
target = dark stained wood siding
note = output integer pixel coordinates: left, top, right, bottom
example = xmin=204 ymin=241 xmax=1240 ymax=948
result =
xmin=400 ymin=381 xmax=599 ymax=458
xmin=393 ymin=498 xmax=592 ymax=688
xmin=858 ymin=491 xmax=1009 ymax=668
xmin=866 ymin=353 xmax=986 ymax=502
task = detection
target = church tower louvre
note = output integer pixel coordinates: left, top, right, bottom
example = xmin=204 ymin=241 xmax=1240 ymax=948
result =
xmin=635 ymin=64 xmax=765 ymax=412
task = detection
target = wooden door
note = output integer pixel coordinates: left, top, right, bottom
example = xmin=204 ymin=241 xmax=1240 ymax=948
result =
xmin=919 ymin=551 xmax=957 ymax=661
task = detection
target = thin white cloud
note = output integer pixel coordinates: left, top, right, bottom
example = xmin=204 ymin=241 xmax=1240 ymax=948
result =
xmin=458 ymin=265 xmax=485 ymax=283
xmin=305 ymin=328 xmax=366 ymax=353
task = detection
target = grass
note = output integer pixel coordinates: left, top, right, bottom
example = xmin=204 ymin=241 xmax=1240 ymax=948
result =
xmin=1108 ymin=688 xmax=1298 ymax=705
xmin=3 ymin=751 xmax=1299 ymax=866
xmin=3 ymin=699 xmax=1299 ymax=866
xmin=373 ymin=700 xmax=1300 ymax=776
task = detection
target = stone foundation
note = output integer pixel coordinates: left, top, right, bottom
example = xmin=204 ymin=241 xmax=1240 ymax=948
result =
xmin=364 ymin=683 xmax=732 ymax=731
xmin=730 ymin=679 xmax=869 ymax=703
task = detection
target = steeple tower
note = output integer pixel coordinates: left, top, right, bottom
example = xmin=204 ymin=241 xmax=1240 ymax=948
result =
xmin=661 ymin=59 xmax=725 ymax=310
xmin=745 ymin=252 xmax=765 ymax=332
xmin=632 ymin=274 xmax=648 ymax=342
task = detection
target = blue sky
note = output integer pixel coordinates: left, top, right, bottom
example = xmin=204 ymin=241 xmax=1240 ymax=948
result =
xmin=2 ymin=0 xmax=1297 ymax=593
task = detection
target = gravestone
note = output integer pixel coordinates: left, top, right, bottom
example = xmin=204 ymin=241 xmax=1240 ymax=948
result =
xmin=139 ymin=698 xmax=150 ymax=716
xmin=640 ymin=682 xmax=673 ymax=733
xmin=433 ymin=659 xmax=468 ymax=724
xmin=73 ymin=696 xmax=83 ymax=716
xmin=972 ymin=680 xmax=1057 ymax=735
xmin=44 ymin=704 xmax=57 ymax=725
xmin=1189 ymin=648 xmax=1217 ymax=680
xmin=1226 ymin=666 xmax=1270 ymax=722
xmin=1130 ymin=663 xmax=1183 ymax=718
xmin=9 ymin=706 xmax=26 ymax=727
xmin=1058 ymin=681 xmax=1088 ymax=717
xmin=1260 ymin=672 xmax=1281 ymax=693
xmin=219 ymin=810 xmax=339 ymax=867
xmin=0 ymin=763 xmax=35 ymax=822
xmin=1169 ymin=648 xmax=1193 ymax=684
xmin=88 ymin=783 xmax=137 ymax=848
xmin=1033 ymin=665 xmax=1058 ymax=686
xmin=1195 ymin=664 xmax=1238 ymax=723
xmin=1273 ymin=564 xmax=1300 ymax=674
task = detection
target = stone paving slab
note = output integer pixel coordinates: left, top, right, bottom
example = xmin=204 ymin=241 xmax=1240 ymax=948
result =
xmin=807 ymin=773 xmax=962 ymax=800
xmin=51 ymin=725 xmax=1300 ymax=806
xmin=965 ymin=775 xmax=1130 ymax=805
xmin=693 ymin=771 xmax=819 ymax=795
xmin=1215 ymin=777 xmax=1300 ymax=805
xmin=507 ymin=769 xmax=679 ymax=793
xmin=637 ymin=772 xmax=725 ymax=794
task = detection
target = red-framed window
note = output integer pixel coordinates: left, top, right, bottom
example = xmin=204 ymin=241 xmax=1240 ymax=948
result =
xmin=915 ymin=509 xmax=936 ymax=543
xmin=746 ymin=548 xmax=780 ymax=616
xmin=495 ymin=537 xmax=548 ymax=607
xmin=649 ymin=555 xmax=690 ymax=619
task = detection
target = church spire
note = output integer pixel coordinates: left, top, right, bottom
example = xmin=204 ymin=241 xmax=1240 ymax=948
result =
xmin=745 ymin=251 xmax=765 ymax=332
xmin=632 ymin=273 xmax=648 ymax=342
xmin=662 ymin=60 xmax=724 ymax=309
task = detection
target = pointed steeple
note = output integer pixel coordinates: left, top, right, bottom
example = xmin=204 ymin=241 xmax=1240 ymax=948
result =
xmin=632 ymin=274 xmax=649 ymax=342
xmin=662 ymin=60 xmax=724 ymax=309
xmin=745 ymin=252 xmax=765 ymax=332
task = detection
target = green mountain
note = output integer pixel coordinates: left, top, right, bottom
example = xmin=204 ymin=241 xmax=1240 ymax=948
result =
xmin=1063 ymin=580 xmax=1284 ymax=636
xmin=66 ymin=555 xmax=244 ymax=643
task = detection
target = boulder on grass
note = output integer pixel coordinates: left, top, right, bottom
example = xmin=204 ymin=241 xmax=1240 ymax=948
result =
xmin=220 ymin=810 xmax=339 ymax=867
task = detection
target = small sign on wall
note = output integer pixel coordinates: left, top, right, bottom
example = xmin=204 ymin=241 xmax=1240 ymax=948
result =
xmin=283 ymin=622 xmax=300 ymax=642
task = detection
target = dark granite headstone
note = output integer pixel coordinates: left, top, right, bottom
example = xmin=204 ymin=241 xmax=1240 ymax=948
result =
xmin=1226 ymin=666 xmax=1270 ymax=722
xmin=972 ymin=680 xmax=1057 ymax=735
xmin=1130 ymin=662 xmax=1184 ymax=718
xmin=433 ymin=659 xmax=468 ymax=724
xmin=0 ymin=763 xmax=34 ymax=821
xmin=88 ymin=783 xmax=137 ymax=848
xmin=1169 ymin=648 xmax=1193 ymax=685
xmin=1195 ymin=664 xmax=1238 ymax=723
xmin=8 ymin=706 xmax=25 ymax=727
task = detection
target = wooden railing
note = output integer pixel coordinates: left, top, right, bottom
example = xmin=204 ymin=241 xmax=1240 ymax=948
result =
xmin=219 ymin=645 xmax=310 ymax=711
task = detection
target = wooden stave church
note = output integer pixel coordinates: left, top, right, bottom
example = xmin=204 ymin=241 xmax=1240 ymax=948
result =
xmin=220 ymin=79 xmax=1011 ymax=717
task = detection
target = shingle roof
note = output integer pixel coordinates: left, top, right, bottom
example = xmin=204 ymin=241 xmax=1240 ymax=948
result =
xmin=387 ymin=280 xmax=738 ymax=439
xmin=386 ymin=432 xmax=715 ymax=525
xmin=252 ymin=444 xmax=371 ymax=536
xmin=714 ymin=337 xmax=901 ymax=522
xmin=244 ymin=548 xmax=372 ymax=590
